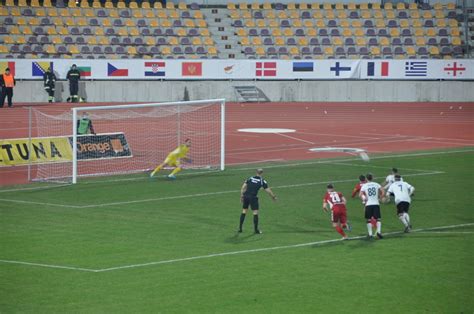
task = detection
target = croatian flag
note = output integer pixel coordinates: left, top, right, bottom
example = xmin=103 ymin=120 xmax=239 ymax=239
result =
xmin=367 ymin=62 xmax=389 ymax=77
xmin=144 ymin=62 xmax=165 ymax=77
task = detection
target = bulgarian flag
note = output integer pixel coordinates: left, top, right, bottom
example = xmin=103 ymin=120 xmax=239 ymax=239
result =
xmin=77 ymin=66 xmax=91 ymax=77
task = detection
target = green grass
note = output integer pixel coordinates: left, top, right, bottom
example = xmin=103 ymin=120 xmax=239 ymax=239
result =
xmin=1 ymin=148 xmax=473 ymax=313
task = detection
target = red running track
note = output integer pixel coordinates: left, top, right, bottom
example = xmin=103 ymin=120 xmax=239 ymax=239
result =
xmin=1 ymin=102 xmax=473 ymax=186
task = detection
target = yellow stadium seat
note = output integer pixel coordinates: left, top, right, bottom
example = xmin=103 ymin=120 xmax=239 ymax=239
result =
xmin=245 ymin=19 xmax=255 ymax=27
xmin=380 ymin=37 xmax=390 ymax=46
xmin=272 ymin=28 xmax=282 ymax=36
xmin=98 ymin=36 xmax=109 ymax=45
xmin=145 ymin=37 xmax=155 ymax=45
xmin=132 ymin=9 xmax=143 ymax=18
xmin=410 ymin=10 xmax=420 ymax=19
xmin=125 ymin=19 xmax=134 ymax=27
xmin=166 ymin=1 xmax=175 ymax=9
xmin=426 ymin=28 xmax=436 ymax=36
xmin=47 ymin=8 xmax=58 ymax=17
xmin=384 ymin=2 xmax=393 ymax=10
xmin=277 ymin=11 xmax=287 ymax=19
xmin=256 ymin=19 xmax=266 ymax=28
xmin=390 ymin=28 xmax=400 ymax=37
xmin=423 ymin=11 xmax=433 ymax=19
xmin=449 ymin=19 xmax=458 ymax=28
xmin=169 ymin=37 xmax=179 ymax=45
xmin=251 ymin=37 xmax=262 ymax=45
xmin=69 ymin=45 xmax=79 ymax=54
xmin=370 ymin=46 xmax=381 ymax=56
xmin=443 ymin=55 xmax=452 ymax=59
xmin=303 ymin=20 xmax=313 ymax=28
xmin=256 ymin=46 xmax=265 ymax=56
xmin=203 ymin=37 xmax=214 ymax=46
xmin=104 ymin=1 xmax=113 ymax=8
xmin=5 ymin=0 xmax=14 ymax=6
xmin=51 ymin=36 xmax=62 ymax=44
xmin=168 ymin=10 xmax=179 ymax=19
xmin=0 ymin=45 xmax=8 ymax=54
xmin=149 ymin=20 xmax=158 ymax=27
xmin=351 ymin=20 xmax=362 ymax=28
xmin=361 ymin=10 xmax=371 ymax=19
xmin=229 ymin=10 xmax=240 ymax=19
xmin=413 ymin=28 xmax=424 ymax=36
xmin=451 ymin=28 xmax=460 ymax=36
xmin=177 ymin=28 xmax=186 ymax=37
xmin=141 ymin=0 xmax=150 ymax=9
xmin=208 ymin=47 xmax=218 ymax=55
xmin=262 ymin=2 xmax=271 ymax=10
xmin=435 ymin=10 xmax=445 ymax=19
xmin=415 ymin=37 xmax=426 ymax=46
xmin=289 ymin=47 xmax=299 ymax=56
xmin=59 ymin=8 xmax=69 ymax=16
xmin=375 ymin=19 xmax=385 ymax=28
xmin=3 ymin=36 xmax=14 ymax=44
xmin=238 ymin=2 xmax=248 ymax=9
xmin=452 ymin=37 xmax=461 ymax=45
xmin=300 ymin=3 xmax=309 ymax=10
xmin=68 ymin=0 xmax=76 ymax=7
xmin=22 ymin=26 xmax=33 ymax=35
xmin=196 ymin=19 xmax=207 ymax=28
xmin=275 ymin=37 xmax=285 ymax=46
xmin=298 ymin=38 xmax=308 ymax=46
xmin=386 ymin=10 xmax=395 ymax=19
xmin=83 ymin=9 xmax=94 ymax=17
xmin=342 ymin=28 xmax=352 ymax=37
xmin=356 ymin=37 xmax=366 ymax=46
xmin=29 ymin=17 xmax=40 ymax=26
xmin=15 ymin=36 xmax=26 ymax=44
xmin=0 ymin=8 xmax=9 ymax=16
xmin=290 ymin=11 xmax=299 ymax=19
xmin=236 ymin=28 xmax=247 ymax=36
xmin=240 ymin=37 xmax=250 ymax=45
xmin=283 ymin=28 xmax=293 ymax=37
xmin=161 ymin=47 xmax=172 ymax=55
xmin=129 ymin=28 xmax=139 ymax=36
xmin=71 ymin=8 xmax=81 ymax=17
xmin=251 ymin=2 xmax=260 ymax=10
xmin=227 ymin=3 xmax=236 ymax=10
xmin=306 ymin=28 xmax=316 ymax=36
xmin=45 ymin=45 xmax=56 ymax=54
xmin=333 ymin=37 xmax=343 ymax=45
xmin=312 ymin=11 xmax=323 ymax=19
xmin=65 ymin=17 xmax=75 ymax=26
xmin=338 ymin=19 xmax=349 ymax=28
xmin=324 ymin=46 xmax=334 ymax=56
xmin=17 ymin=17 xmax=27 ymax=25
xmin=268 ymin=19 xmax=278 ymax=28
xmin=127 ymin=46 xmax=137 ymax=55
xmin=446 ymin=3 xmax=456 ymax=10
xmin=178 ymin=2 xmax=187 ymax=10
xmin=87 ymin=37 xmax=97 ymax=45
xmin=359 ymin=3 xmax=368 ymax=10
xmin=31 ymin=0 xmax=40 ymax=6
xmin=92 ymin=0 xmax=101 ymax=8
xmin=408 ymin=3 xmax=417 ymax=9
xmin=144 ymin=10 xmax=154 ymax=18
xmin=77 ymin=18 xmax=88 ymax=26
xmin=80 ymin=0 xmax=89 ymax=7
xmin=200 ymin=29 xmax=210 ymax=36
xmin=156 ymin=10 xmax=167 ymax=18
xmin=101 ymin=19 xmax=111 ymax=27
xmin=337 ymin=10 xmax=347 ymax=19
xmin=323 ymin=3 xmax=332 ymax=10
xmin=153 ymin=1 xmax=162 ymax=9
xmin=373 ymin=11 xmax=383 ymax=19
xmin=95 ymin=28 xmax=104 ymax=36
xmin=372 ymin=3 xmax=381 ymax=9
xmin=396 ymin=2 xmax=406 ymax=9
xmin=335 ymin=3 xmax=344 ymax=10
xmin=192 ymin=37 xmax=202 ymax=45
xmin=316 ymin=20 xmax=325 ymax=28
xmin=193 ymin=11 xmax=203 ymax=19
xmin=9 ymin=26 xmax=20 ymax=35
xmin=433 ymin=3 xmax=443 ymax=10
xmin=288 ymin=3 xmax=297 ymax=10
xmin=324 ymin=9 xmax=335 ymax=19
xmin=400 ymin=19 xmax=410 ymax=28
xmin=429 ymin=46 xmax=440 ymax=56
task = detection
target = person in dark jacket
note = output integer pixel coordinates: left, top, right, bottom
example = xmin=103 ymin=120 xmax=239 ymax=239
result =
xmin=43 ymin=67 xmax=56 ymax=103
xmin=0 ymin=67 xmax=16 ymax=108
xmin=66 ymin=64 xmax=81 ymax=103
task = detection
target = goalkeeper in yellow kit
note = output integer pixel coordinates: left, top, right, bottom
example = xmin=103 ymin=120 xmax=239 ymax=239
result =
xmin=150 ymin=138 xmax=191 ymax=179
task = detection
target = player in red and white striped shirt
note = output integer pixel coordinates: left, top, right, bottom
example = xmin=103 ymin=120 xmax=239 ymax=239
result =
xmin=322 ymin=184 xmax=351 ymax=240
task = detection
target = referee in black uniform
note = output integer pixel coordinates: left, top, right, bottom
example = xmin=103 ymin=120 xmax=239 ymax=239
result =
xmin=238 ymin=168 xmax=277 ymax=234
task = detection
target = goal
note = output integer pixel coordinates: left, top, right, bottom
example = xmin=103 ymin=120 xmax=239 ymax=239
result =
xmin=30 ymin=99 xmax=225 ymax=184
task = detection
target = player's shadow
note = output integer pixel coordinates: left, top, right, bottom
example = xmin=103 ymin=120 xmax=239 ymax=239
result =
xmin=225 ymin=232 xmax=264 ymax=244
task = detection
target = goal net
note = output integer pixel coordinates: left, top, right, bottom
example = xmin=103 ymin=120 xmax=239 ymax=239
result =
xmin=30 ymin=99 xmax=225 ymax=184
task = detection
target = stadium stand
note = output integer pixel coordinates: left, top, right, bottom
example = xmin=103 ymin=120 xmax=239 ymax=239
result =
xmin=0 ymin=1 xmax=468 ymax=59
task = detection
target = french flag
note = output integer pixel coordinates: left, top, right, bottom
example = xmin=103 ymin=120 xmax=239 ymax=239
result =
xmin=367 ymin=62 xmax=389 ymax=77
xmin=144 ymin=62 xmax=165 ymax=77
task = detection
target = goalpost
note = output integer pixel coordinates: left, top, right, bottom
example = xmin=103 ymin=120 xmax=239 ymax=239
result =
xmin=31 ymin=99 xmax=225 ymax=184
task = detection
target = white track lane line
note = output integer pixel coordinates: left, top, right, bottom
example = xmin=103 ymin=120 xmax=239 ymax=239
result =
xmin=1 ymin=223 xmax=472 ymax=273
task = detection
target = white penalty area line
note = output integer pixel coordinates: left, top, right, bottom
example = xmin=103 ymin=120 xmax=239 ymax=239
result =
xmin=1 ymin=223 xmax=473 ymax=273
xmin=0 ymin=170 xmax=444 ymax=209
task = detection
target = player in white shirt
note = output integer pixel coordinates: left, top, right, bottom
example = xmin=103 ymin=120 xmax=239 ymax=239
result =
xmin=359 ymin=173 xmax=385 ymax=239
xmin=387 ymin=174 xmax=415 ymax=233
xmin=383 ymin=167 xmax=403 ymax=190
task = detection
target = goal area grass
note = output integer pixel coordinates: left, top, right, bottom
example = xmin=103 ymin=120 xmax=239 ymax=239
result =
xmin=0 ymin=148 xmax=473 ymax=313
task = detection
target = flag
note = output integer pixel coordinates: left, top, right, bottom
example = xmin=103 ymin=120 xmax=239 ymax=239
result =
xmin=32 ymin=61 xmax=53 ymax=77
xmin=0 ymin=61 xmax=15 ymax=76
xmin=224 ymin=65 xmax=234 ymax=74
xmin=144 ymin=62 xmax=165 ymax=77
xmin=405 ymin=61 xmax=427 ymax=77
xmin=108 ymin=63 xmax=128 ymax=77
xmin=256 ymin=62 xmax=277 ymax=76
xmin=367 ymin=61 xmax=389 ymax=77
xmin=330 ymin=62 xmax=351 ymax=76
xmin=77 ymin=66 xmax=92 ymax=77
xmin=293 ymin=62 xmax=314 ymax=72
xmin=182 ymin=62 xmax=202 ymax=76
xmin=443 ymin=62 xmax=466 ymax=77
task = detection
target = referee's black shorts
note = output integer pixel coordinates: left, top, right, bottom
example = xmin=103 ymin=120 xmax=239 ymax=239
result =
xmin=242 ymin=195 xmax=259 ymax=210
xmin=396 ymin=201 xmax=410 ymax=214
xmin=365 ymin=205 xmax=381 ymax=220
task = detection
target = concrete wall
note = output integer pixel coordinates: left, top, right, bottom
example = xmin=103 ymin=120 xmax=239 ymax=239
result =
xmin=13 ymin=80 xmax=474 ymax=103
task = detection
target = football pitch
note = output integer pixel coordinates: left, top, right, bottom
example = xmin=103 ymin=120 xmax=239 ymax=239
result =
xmin=1 ymin=148 xmax=473 ymax=313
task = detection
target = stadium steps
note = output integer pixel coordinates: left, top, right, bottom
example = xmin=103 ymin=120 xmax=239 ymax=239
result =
xmin=202 ymin=8 xmax=243 ymax=58
xmin=233 ymin=86 xmax=270 ymax=103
